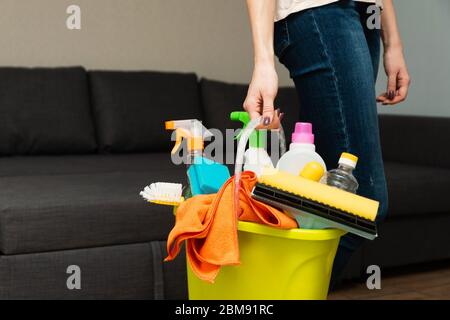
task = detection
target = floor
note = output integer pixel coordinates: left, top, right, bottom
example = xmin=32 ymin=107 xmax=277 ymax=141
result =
xmin=328 ymin=261 xmax=450 ymax=300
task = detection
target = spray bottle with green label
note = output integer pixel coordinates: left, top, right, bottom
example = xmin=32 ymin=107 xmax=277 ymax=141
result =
xmin=230 ymin=111 xmax=274 ymax=177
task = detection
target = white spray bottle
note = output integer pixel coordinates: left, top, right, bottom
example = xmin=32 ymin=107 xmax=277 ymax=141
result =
xmin=230 ymin=111 xmax=274 ymax=177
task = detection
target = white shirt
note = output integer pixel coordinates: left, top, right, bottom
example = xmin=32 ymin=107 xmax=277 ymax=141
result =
xmin=276 ymin=0 xmax=383 ymax=21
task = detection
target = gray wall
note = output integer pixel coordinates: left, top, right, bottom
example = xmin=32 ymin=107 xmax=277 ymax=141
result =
xmin=376 ymin=0 xmax=450 ymax=117
xmin=0 ymin=0 xmax=290 ymax=87
xmin=0 ymin=0 xmax=448 ymax=117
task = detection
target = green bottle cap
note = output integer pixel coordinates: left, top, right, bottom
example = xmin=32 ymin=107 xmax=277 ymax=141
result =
xmin=230 ymin=111 xmax=266 ymax=148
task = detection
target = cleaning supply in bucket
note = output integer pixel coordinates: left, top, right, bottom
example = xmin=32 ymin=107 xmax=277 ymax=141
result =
xmin=233 ymin=113 xmax=284 ymax=219
xmin=321 ymin=152 xmax=359 ymax=193
xmin=292 ymin=161 xmax=331 ymax=229
xmin=165 ymin=171 xmax=297 ymax=283
xmin=276 ymin=122 xmax=326 ymax=175
xmin=166 ymin=113 xmax=293 ymax=284
xmin=230 ymin=111 xmax=273 ymax=176
xmin=251 ymin=168 xmax=379 ymax=240
xmin=165 ymin=119 xmax=230 ymax=196
xmin=188 ymin=156 xmax=230 ymax=195
xmin=140 ymin=182 xmax=184 ymax=206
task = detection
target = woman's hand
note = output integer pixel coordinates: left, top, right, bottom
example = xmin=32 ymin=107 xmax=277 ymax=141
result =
xmin=377 ymin=46 xmax=411 ymax=105
xmin=244 ymin=63 xmax=279 ymax=125
xmin=245 ymin=0 xmax=278 ymax=125
xmin=377 ymin=0 xmax=410 ymax=106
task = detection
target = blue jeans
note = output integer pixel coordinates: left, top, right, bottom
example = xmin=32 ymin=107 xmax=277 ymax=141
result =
xmin=274 ymin=0 xmax=388 ymax=286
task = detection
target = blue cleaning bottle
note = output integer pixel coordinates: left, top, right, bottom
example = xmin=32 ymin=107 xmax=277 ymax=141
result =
xmin=165 ymin=119 xmax=230 ymax=197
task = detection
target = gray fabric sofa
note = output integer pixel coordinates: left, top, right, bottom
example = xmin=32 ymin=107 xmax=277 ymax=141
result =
xmin=0 ymin=67 xmax=449 ymax=299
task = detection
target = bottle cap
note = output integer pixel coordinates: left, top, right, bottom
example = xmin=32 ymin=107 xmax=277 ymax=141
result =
xmin=299 ymin=161 xmax=324 ymax=181
xmin=339 ymin=152 xmax=358 ymax=168
xmin=292 ymin=122 xmax=314 ymax=144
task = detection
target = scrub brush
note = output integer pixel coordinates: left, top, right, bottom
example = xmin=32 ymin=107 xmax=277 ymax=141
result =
xmin=140 ymin=182 xmax=184 ymax=206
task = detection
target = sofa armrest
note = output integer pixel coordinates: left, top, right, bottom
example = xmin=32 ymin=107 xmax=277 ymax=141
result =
xmin=379 ymin=115 xmax=450 ymax=168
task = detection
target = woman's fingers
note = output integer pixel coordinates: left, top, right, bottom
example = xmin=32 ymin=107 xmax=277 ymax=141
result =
xmin=386 ymin=73 xmax=397 ymax=100
xmin=243 ymin=87 xmax=276 ymax=125
xmin=244 ymin=64 xmax=279 ymax=123
xmin=396 ymin=69 xmax=411 ymax=100
xmin=392 ymin=85 xmax=408 ymax=104
xmin=243 ymin=89 xmax=262 ymax=120
xmin=261 ymin=94 xmax=275 ymax=126
xmin=384 ymin=83 xmax=408 ymax=105
xmin=376 ymin=73 xmax=397 ymax=104
xmin=376 ymin=93 xmax=388 ymax=103
xmin=378 ymin=70 xmax=411 ymax=105
xmin=244 ymin=103 xmax=262 ymax=120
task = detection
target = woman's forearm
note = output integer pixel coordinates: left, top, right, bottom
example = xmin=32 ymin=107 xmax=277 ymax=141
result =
xmin=246 ymin=0 xmax=276 ymax=66
xmin=243 ymin=0 xmax=278 ymax=122
xmin=377 ymin=0 xmax=410 ymax=104
xmin=380 ymin=0 xmax=402 ymax=49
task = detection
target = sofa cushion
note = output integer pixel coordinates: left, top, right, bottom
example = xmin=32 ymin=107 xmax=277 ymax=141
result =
xmin=0 ymin=154 xmax=186 ymax=255
xmin=384 ymin=161 xmax=450 ymax=217
xmin=200 ymin=78 xmax=300 ymax=143
xmin=0 ymin=242 xmax=187 ymax=299
xmin=363 ymin=214 xmax=450 ymax=270
xmin=89 ymin=71 xmax=202 ymax=153
xmin=0 ymin=153 xmax=174 ymax=177
xmin=379 ymin=115 xmax=450 ymax=169
xmin=0 ymin=67 xmax=97 ymax=155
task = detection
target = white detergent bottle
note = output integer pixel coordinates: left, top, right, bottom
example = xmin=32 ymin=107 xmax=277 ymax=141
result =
xmin=276 ymin=122 xmax=326 ymax=175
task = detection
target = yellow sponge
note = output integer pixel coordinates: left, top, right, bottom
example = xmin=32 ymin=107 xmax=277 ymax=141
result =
xmin=258 ymin=169 xmax=379 ymax=221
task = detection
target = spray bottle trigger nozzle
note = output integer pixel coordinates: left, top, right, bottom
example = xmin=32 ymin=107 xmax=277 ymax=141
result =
xmin=230 ymin=111 xmax=250 ymax=141
xmin=171 ymin=128 xmax=189 ymax=155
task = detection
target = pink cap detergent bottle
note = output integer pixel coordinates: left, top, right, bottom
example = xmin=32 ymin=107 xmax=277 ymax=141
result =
xmin=276 ymin=122 xmax=326 ymax=176
xmin=276 ymin=122 xmax=328 ymax=230
xmin=292 ymin=122 xmax=315 ymax=144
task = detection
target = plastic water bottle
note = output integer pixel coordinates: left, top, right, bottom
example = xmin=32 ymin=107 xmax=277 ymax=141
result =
xmin=322 ymin=152 xmax=359 ymax=193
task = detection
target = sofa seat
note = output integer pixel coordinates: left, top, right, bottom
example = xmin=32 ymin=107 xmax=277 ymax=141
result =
xmin=0 ymin=154 xmax=185 ymax=255
xmin=384 ymin=161 xmax=450 ymax=218
xmin=3 ymin=156 xmax=450 ymax=254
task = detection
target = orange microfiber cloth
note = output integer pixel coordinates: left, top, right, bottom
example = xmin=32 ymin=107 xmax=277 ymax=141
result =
xmin=165 ymin=171 xmax=298 ymax=283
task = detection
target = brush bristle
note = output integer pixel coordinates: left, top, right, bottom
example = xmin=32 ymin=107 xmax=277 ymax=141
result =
xmin=140 ymin=182 xmax=183 ymax=205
